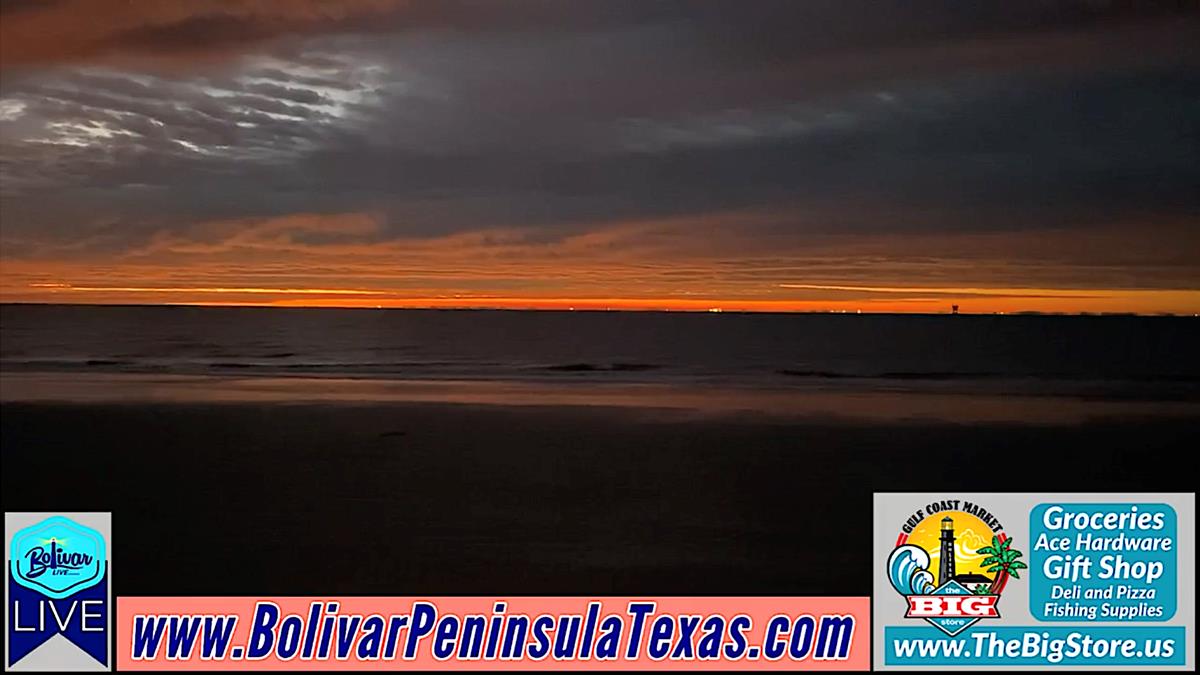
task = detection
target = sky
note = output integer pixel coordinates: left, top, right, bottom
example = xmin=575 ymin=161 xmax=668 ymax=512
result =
xmin=1 ymin=1 xmax=1198 ymax=314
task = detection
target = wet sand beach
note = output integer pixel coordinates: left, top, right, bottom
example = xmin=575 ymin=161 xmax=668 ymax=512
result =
xmin=3 ymin=397 xmax=1195 ymax=598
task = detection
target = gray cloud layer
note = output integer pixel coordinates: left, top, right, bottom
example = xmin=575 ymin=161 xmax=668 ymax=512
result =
xmin=1 ymin=1 xmax=1198 ymax=293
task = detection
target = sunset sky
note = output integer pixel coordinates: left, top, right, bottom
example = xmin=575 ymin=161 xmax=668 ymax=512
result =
xmin=1 ymin=1 xmax=1198 ymax=313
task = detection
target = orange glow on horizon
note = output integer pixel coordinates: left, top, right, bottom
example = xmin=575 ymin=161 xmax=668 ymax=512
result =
xmin=5 ymin=282 xmax=1199 ymax=315
xmin=4 ymin=212 xmax=1197 ymax=316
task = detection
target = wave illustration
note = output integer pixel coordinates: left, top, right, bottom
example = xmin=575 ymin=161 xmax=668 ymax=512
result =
xmin=887 ymin=545 xmax=936 ymax=596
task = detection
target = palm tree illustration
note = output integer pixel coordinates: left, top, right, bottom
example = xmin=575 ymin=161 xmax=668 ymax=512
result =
xmin=976 ymin=535 xmax=1027 ymax=594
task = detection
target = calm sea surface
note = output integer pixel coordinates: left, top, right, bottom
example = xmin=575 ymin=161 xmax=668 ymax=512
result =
xmin=2 ymin=305 xmax=1198 ymax=400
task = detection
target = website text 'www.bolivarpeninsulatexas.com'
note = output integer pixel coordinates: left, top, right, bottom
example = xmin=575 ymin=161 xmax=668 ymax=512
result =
xmin=120 ymin=597 xmax=870 ymax=670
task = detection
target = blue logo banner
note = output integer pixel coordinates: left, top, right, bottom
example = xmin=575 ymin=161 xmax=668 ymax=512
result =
xmin=8 ymin=571 xmax=109 ymax=667
xmin=6 ymin=514 xmax=110 ymax=669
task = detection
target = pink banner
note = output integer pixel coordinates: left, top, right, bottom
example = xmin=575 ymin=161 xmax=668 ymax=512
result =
xmin=118 ymin=596 xmax=868 ymax=670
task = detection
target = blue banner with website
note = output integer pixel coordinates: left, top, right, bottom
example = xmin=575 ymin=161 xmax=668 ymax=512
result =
xmin=885 ymin=626 xmax=1186 ymax=667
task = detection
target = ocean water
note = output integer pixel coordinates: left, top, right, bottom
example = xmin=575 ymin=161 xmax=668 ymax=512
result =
xmin=2 ymin=305 xmax=1198 ymax=402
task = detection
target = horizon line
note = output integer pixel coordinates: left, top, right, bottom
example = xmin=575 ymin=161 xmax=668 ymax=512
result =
xmin=1 ymin=300 xmax=1193 ymax=318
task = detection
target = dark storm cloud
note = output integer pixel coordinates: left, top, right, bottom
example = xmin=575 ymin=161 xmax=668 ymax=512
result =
xmin=0 ymin=1 xmax=401 ymax=66
xmin=0 ymin=0 xmax=65 ymax=16
xmin=0 ymin=1 xmax=1198 ymax=296
xmin=1 ymin=1 xmax=1192 ymax=66
xmin=106 ymin=13 xmax=291 ymax=54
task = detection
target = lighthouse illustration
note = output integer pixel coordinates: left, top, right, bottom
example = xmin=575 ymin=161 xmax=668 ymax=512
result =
xmin=938 ymin=516 xmax=956 ymax=586
xmin=935 ymin=515 xmax=993 ymax=592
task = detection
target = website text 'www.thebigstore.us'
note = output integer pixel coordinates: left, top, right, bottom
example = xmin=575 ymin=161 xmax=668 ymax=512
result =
xmin=885 ymin=626 xmax=1186 ymax=667
xmin=118 ymin=597 xmax=870 ymax=670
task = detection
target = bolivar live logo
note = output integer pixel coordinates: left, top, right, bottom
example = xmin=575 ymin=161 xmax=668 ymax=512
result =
xmin=6 ymin=513 xmax=111 ymax=671
xmin=887 ymin=500 xmax=1026 ymax=637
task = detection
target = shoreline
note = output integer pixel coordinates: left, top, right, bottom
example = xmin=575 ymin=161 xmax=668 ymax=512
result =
xmin=3 ymin=371 xmax=1200 ymax=424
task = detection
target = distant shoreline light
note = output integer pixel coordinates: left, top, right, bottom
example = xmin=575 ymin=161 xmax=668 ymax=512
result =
xmin=1 ymin=301 xmax=1196 ymax=318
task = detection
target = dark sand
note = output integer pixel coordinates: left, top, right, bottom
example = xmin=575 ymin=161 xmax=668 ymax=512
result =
xmin=2 ymin=401 xmax=1196 ymax=597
